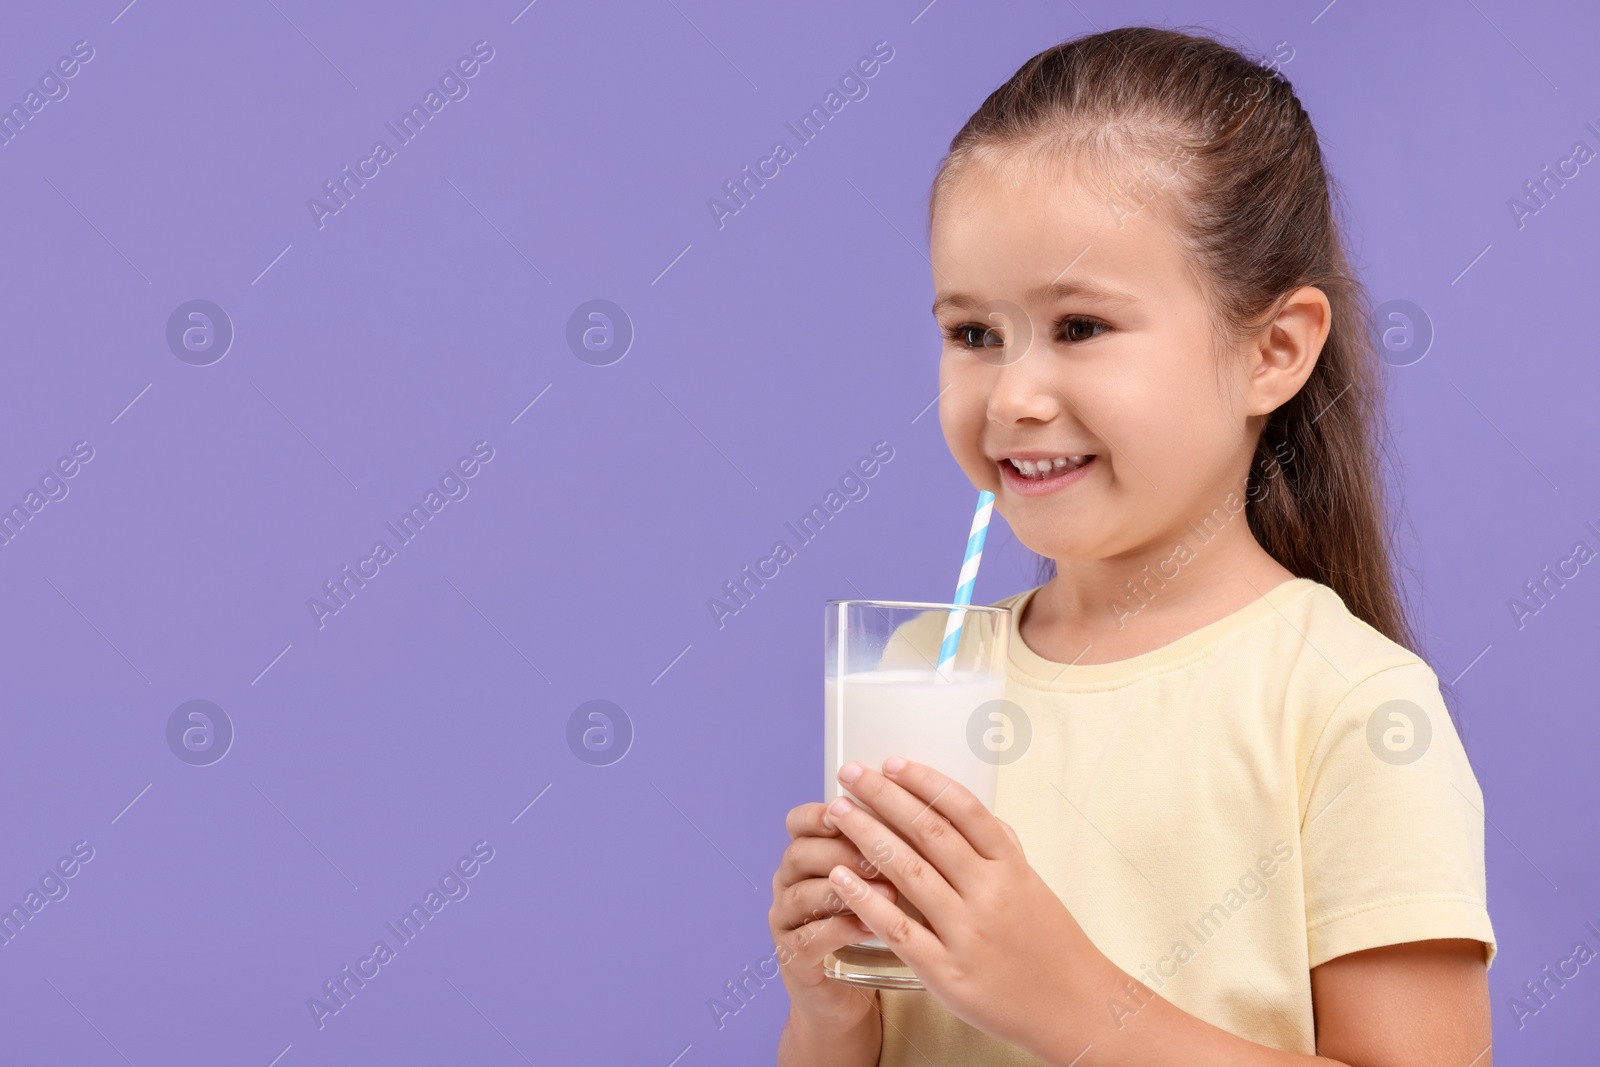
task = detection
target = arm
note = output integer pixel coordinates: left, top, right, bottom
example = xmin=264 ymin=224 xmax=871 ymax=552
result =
xmin=1047 ymin=937 xmax=1490 ymax=1067
xmin=777 ymin=989 xmax=882 ymax=1067
xmin=1310 ymin=938 xmax=1491 ymax=1066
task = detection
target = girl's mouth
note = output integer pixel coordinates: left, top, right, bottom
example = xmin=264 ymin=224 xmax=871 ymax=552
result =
xmin=998 ymin=455 xmax=1097 ymax=495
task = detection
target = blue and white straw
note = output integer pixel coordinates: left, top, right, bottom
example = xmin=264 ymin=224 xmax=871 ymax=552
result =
xmin=934 ymin=489 xmax=995 ymax=681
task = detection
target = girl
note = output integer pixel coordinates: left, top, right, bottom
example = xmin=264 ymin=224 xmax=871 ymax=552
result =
xmin=769 ymin=25 xmax=1495 ymax=1067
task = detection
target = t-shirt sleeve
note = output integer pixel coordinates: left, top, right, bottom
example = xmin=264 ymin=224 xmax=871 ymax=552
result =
xmin=1299 ymin=659 xmax=1497 ymax=970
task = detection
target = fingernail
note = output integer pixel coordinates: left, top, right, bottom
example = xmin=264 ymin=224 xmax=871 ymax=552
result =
xmin=828 ymin=796 xmax=853 ymax=817
xmin=869 ymin=882 xmax=893 ymax=899
xmin=883 ymin=755 xmax=906 ymax=774
xmin=838 ymin=761 xmax=863 ymax=784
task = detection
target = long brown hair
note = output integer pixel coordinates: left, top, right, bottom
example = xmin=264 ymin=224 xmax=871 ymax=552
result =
xmin=927 ymin=26 xmax=1452 ymax=711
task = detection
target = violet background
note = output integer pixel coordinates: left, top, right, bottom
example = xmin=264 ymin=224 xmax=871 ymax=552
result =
xmin=0 ymin=1 xmax=1594 ymax=1064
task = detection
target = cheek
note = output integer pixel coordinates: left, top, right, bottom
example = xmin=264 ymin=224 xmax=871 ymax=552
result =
xmin=938 ymin=368 xmax=988 ymax=463
xmin=1097 ymin=353 xmax=1219 ymax=471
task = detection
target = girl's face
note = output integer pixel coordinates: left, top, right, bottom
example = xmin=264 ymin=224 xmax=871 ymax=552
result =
xmin=932 ymin=156 xmax=1264 ymax=565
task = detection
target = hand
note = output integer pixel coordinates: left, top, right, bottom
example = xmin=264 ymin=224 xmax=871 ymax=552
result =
xmin=769 ymin=799 xmax=901 ymax=1033
xmin=821 ymin=757 xmax=1119 ymax=1058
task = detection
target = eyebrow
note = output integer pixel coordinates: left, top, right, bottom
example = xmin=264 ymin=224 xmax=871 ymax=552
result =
xmin=931 ymin=278 xmax=1139 ymax=316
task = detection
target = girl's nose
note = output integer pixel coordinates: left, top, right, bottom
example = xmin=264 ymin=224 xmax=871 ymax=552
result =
xmin=986 ymin=333 xmax=1062 ymax=424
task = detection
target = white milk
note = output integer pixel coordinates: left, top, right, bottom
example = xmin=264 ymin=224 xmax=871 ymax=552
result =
xmin=824 ymin=668 xmax=1003 ymax=809
xmin=824 ymin=668 xmax=1003 ymax=950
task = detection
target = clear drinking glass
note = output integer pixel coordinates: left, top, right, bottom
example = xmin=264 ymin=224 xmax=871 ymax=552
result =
xmin=821 ymin=598 xmax=1011 ymax=990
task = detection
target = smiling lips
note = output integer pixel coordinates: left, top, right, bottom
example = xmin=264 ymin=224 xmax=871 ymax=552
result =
xmin=1005 ymin=455 xmax=1093 ymax=479
xmin=996 ymin=453 xmax=1098 ymax=494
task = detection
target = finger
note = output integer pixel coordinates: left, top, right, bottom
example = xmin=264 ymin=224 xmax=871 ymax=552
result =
xmin=1001 ymin=820 xmax=1024 ymax=857
xmin=776 ymin=912 xmax=875 ymax=974
xmin=786 ymin=801 xmax=843 ymax=841
xmin=820 ymin=793 xmax=959 ymax=930
xmin=833 ymin=762 xmax=984 ymax=894
xmin=773 ymin=837 xmax=892 ymax=893
xmin=772 ymin=875 xmax=897 ymax=932
xmin=826 ymin=862 xmax=939 ymax=973
xmin=877 ymin=756 xmax=1013 ymax=861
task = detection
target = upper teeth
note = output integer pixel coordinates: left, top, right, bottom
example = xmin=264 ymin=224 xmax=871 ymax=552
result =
xmin=1009 ymin=456 xmax=1090 ymax=475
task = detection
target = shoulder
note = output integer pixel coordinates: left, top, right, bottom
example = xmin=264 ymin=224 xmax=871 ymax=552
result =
xmin=1264 ymin=579 xmax=1444 ymax=736
xmin=1287 ymin=587 xmax=1493 ymax=968
xmin=1280 ymin=582 xmax=1484 ymax=860
xmin=1273 ymin=578 xmax=1424 ymax=678
xmin=985 ymin=587 xmax=1035 ymax=611
xmin=879 ymin=590 xmax=1031 ymax=666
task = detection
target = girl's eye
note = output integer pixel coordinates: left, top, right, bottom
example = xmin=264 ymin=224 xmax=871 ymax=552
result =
xmin=945 ymin=323 xmax=1004 ymax=349
xmin=941 ymin=316 xmax=1110 ymax=350
xmin=1061 ymin=316 xmax=1110 ymax=343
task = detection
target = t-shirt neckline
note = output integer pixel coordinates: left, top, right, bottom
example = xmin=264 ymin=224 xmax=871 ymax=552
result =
xmin=1004 ymin=576 xmax=1319 ymax=690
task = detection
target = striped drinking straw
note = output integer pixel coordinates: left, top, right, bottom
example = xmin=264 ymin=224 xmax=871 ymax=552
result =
xmin=934 ymin=489 xmax=995 ymax=682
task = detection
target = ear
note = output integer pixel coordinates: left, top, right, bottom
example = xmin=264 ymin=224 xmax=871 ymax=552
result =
xmin=1244 ymin=285 xmax=1330 ymax=416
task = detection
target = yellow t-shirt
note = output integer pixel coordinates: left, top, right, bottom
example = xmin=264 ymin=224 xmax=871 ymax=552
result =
xmin=875 ymin=577 xmax=1496 ymax=1065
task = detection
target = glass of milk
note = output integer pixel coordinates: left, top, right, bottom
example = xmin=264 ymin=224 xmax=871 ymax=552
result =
xmin=821 ymin=598 xmax=1011 ymax=990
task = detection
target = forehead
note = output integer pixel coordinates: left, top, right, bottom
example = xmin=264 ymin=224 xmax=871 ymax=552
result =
xmin=930 ymin=151 xmax=1196 ymax=306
